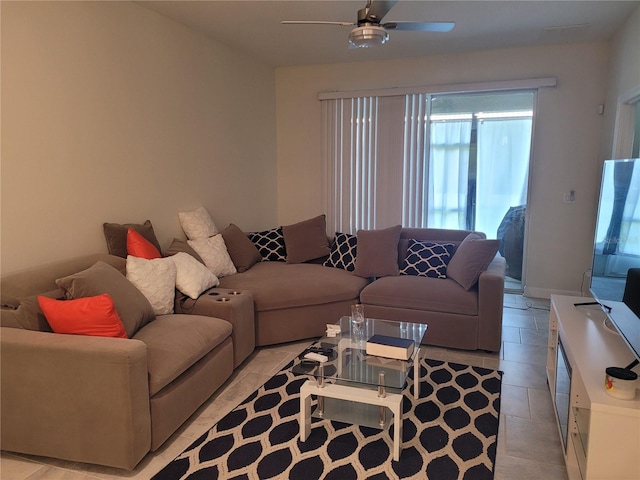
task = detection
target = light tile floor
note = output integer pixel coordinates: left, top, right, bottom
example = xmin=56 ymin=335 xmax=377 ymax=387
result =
xmin=0 ymin=294 xmax=568 ymax=480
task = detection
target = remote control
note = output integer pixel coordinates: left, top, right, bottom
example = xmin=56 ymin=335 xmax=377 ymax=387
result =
xmin=304 ymin=352 xmax=328 ymax=363
xmin=309 ymin=346 xmax=333 ymax=356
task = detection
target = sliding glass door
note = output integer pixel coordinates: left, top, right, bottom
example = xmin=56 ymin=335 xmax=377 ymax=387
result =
xmin=421 ymin=92 xmax=534 ymax=288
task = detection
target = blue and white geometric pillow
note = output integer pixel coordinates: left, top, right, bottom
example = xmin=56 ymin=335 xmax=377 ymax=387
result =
xmin=400 ymin=240 xmax=456 ymax=278
xmin=248 ymin=227 xmax=287 ymax=262
xmin=323 ymin=232 xmax=357 ymax=271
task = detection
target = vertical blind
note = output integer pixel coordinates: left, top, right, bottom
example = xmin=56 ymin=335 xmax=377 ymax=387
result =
xmin=323 ymin=95 xmax=408 ymax=233
xmin=322 ymin=90 xmax=537 ymax=237
xmin=323 ymin=97 xmax=377 ymax=232
xmin=402 ymin=94 xmax=429 ymax=228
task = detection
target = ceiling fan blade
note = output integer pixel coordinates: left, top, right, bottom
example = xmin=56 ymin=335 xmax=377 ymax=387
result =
xmin=367 ymin=0 xmax=398 ymax=22
xmin=383 ymin=21 xmax=455 ymax=32
xmin=281 ymin=21 xmax=355 ymax=27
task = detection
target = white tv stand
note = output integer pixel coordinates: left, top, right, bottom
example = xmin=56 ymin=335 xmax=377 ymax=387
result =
xmin=546 ymin=295 xmax=640 ymax=480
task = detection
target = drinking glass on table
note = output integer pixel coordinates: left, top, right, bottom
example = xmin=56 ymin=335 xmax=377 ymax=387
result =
xmin=351 ymin=303 xmax=365 ymax=337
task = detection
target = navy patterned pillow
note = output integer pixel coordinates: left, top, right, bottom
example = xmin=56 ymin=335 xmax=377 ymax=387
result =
xmin=400 ymin=240 xmax=456 ymax=278
xmin=248 ymin=227 xmax=287 ymax=262
xmin=323 ymin=232 xmax=357 ymax=271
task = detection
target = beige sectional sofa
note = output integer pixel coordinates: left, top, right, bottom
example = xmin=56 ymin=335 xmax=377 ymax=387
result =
xmin=0 ymin=220 xmax=505 ymax=470
xmin=211 ymin=262 xmax=369 ymax=345
xmin=179 ymin=223 xmax=505 ymax=351
xmin=0 ymin=254 xmax=244 ymax=470
xmin=360 ymin=228 xmax=505 ymax=352
xmin=209 ymin=228 xmax=504 ymax=351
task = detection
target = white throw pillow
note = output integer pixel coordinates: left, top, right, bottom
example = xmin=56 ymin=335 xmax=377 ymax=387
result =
xmin=126 ymin=256 xmax=176 ymax=315
xmin=188 ymin=235 xmax=237 ymax=278
xmin=170 ymin=252 xmax=219 ymax=299
xmin=178 ymin=206 xmax=219 ymax=240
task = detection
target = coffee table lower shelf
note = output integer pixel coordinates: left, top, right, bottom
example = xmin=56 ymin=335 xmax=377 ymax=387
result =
xmin=309 ymin=396 xmax=393 ymax=429
xmin=299 ymin=381 xmax=404 ymax=461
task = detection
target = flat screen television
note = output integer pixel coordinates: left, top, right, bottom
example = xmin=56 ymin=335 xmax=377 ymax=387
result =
xmin=589 ymin=158 xmax=640 ymax=363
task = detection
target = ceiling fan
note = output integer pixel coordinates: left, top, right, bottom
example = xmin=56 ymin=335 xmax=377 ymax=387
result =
xmin=282 ymin=0 xmax=455 ymax=48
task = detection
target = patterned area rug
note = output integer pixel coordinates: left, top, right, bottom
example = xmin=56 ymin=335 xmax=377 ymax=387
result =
xmin=152 ymin=357 xmax=502 ymax=480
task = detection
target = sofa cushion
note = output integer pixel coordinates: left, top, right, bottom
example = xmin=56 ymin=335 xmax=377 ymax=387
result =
xmin=400 ymin=240 xmax=455 ymax=278
xmin=38 ymin=294 xmax=127 ymax=338
xmin=1 ymin=254 xmax=126 ymax=310
xmin=447 ymin=233 xmax=500 ymax=290
xmin=248 ymin=227 xmax=287 ymax=262
xmin=218 ymin=262 xmax=369 ymax=312
xmin=127 ymin=229 xmax=162 ymax=259
xmin=354 ymin=225 xmax=402 ymax=278
xmin=56 ymin=261 xmax=155 ymax=337
xmin=324 ymin=232 xmax=357 ymax=272
xmin=282 ymin=215 xmax=331 ymax=264
xmin=360 ymin=275 xmax=478 ymax=316
xmin=399 ymin=228 xmax=475 ymax=243
xmin=126 ymin=256 xmax=176 ymax=315
xmin=221 ymin=223 xmax=262 ymax=273
xmin=103 ymin=220 xmax=162 ymax=259
xmin=164 ymin=238 xmax=206 ymax=264
xmin=188 ymin=235 xmax=237 ymax=278
xmin=133 ymin=314 xmax=232 ymax=396
xmin=178 ymin=206 xmax=219 ymax=240
xmin=0 ymin=292 xmax=58 ymax=331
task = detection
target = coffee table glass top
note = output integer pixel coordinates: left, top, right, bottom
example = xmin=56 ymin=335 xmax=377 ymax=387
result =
xmin=292 ymin=317 xmax=428 ymax=391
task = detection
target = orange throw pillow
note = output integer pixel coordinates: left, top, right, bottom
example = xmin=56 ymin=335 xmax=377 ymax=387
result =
xmin=37 ymin=294 xmax=128 ymax=338
xmin=127 ymin=228 xmax=162 ymax=259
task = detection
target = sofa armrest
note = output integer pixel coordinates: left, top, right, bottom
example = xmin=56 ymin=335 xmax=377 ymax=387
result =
xmin=175 ymin=289 xmax=256 ymax=367
xmin=477 ymin=256 xmax=506 ymax=352
xmin=0 ymin=327 xmax=151 ymax=470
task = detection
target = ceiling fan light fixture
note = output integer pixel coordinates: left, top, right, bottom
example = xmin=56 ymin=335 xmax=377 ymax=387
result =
xmin=348 ymin=25 xmax=389 ymax=48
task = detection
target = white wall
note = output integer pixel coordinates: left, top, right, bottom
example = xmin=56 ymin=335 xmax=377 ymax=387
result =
xmin=600 ymin=6 xmax=640 ymax=159
xmin=275 ymin=42 xmax=610 ymax=297
xmin=4 ymin=1 xmax=635 ymax=297
xmin=1 ymin=1 xmax=278 ymax=274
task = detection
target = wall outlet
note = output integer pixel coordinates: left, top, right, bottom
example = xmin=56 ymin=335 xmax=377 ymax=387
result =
xmin=563 ymin=190 xmax=576 ymax=203
xmin=582 ymin=269 xmax=592 ymax=296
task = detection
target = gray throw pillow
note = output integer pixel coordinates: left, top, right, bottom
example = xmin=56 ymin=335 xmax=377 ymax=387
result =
xmin=282 ymin=215 xmax=331 ymax=264
xmin=103 ymin=220 xmax=162 ymax=258
xmin=1 ymin=293 xmax=58 ymax=332
xmin=164 ymin=238 xmax=206 ymax=264
xmin=56 ymin=261 xmax=155 ymax=337
xmin=447 ymin=233 xmax=500 ymax=290
xmin=354 ymin=225 xmax=402 ymax=278
xmin=221 ymin=223 xmax=262 ymax=272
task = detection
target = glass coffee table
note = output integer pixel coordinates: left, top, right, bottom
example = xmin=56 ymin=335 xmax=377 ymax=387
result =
xmin=294 ymin=316 xmax=428 ymax=461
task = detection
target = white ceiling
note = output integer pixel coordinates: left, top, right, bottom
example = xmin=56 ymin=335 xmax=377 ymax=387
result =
xmin=140 ymin=0 xmax=640 ymax=67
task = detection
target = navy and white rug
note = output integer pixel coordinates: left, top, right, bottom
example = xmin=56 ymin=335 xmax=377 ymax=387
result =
xmin=152 ymin=357 xmax=502 ymax=480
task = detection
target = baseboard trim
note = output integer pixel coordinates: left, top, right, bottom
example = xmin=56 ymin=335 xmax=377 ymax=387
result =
xmin=523 ymin=286 xmax=586 ymax=299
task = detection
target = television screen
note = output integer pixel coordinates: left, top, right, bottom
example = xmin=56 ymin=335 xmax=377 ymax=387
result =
xmin=589 ymin=158 xmax=640 ymax=362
